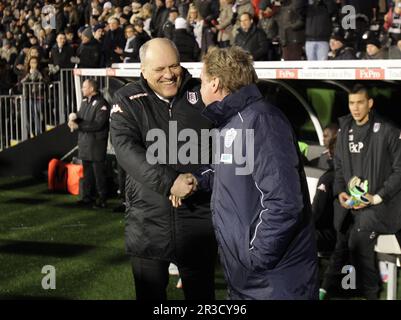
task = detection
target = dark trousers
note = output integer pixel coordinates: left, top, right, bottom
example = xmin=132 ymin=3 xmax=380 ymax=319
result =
xmin=322 ymin=220 xmax=381 ymax=299
xmin=117 ymin=164 xmax=126 ymax=200
xmin=130 ymin=255 xmax=216 ymax=300
xmin=82 ymin=160 xmax=107 ymax=200
xmin=282 ymin=43 xmax=304 ymax=60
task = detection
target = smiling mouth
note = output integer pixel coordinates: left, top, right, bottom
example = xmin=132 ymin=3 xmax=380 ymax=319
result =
xmin=161 ymin=80 xmax=177 ymax=86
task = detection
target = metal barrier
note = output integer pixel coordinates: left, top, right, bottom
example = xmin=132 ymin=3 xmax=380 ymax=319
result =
xmin=0 ymin=95 xmax=23 ymax=151
xmin=21 ymin=81 xmax=63 ymax=138
xmin=0 ymin=69 xmax=110 ymax=152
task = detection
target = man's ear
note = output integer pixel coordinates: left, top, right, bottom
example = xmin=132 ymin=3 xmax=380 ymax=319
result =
xmin=140 ymin=65 xmax=146 ymax=79
xmin=212 ymin=77 xmax=220 ymax=94
xmin=368 ymin=98 xmax=374 ymax=110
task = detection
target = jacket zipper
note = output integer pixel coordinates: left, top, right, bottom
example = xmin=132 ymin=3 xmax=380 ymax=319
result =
xmin=169 ymin=102 xmax=173 ymax=118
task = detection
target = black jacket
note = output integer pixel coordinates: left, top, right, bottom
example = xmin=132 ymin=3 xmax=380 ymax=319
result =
xmin=312 ymin=166 xmax=335 ymax=231
xmin=76 ymin=94 xmax=110 ymax=162
xmin=305 ymin=0 xmax=337 ymax=42
xmin=234 ymin=25 xmax=269 ymax=61
xmin=102 ymin=28 xmax=126 ymax=67
xmin=150 ymin=5 xmax=169 ymax=38
xmin=50 ymin=44 xmax=74 ymax=68
xmin=110 ymin=69 xmax=216 ymax=261
xmin=122 ymin=32 xmax=151 ymax=63
xmin=76 ymin=39 xmax=101 ymax=68
xmin=275 ymin=0 xmax=307 ymax=46
xmin=329 ymin=45 xmax=356 ymax=60
xmin=333 ymin=113 xmax=401 ymax=233
xmin=173 ymin=29 xmax=200 ymax=62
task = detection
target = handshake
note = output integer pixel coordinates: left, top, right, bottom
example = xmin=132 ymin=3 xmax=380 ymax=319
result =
xmin=169 ymin=173 xmax=198 ymax=208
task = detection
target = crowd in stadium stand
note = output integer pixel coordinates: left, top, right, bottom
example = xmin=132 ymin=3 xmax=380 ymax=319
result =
xmin=0 ymin=0 xmax=400 ymax=93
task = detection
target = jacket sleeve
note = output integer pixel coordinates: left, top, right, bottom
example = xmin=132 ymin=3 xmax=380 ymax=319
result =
xmin=333 ymin=128 xmax=347 ymax=196
xmin=253 ymin=30 xmax=269 ymax=61
xmin=376 ymin=126 xmax=401 ymax=201
xmin=110 ymin=93 xmax=178 ymax=196
xmin=249 ymin=113 xmax=305 ymax=271
xmin=77 ymin=100 xmax=110 ymax=132
xmin=193 ymin=165 xmax=215 ymax=193
xmin=312 ymin=172 xmax=332 ymax=224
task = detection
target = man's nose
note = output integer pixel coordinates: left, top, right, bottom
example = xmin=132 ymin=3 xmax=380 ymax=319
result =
xmin=163 ymin=68 xmax=174 ymax=79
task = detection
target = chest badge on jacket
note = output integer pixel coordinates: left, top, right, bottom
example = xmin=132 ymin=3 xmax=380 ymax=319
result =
xmin=187 ymin=91 xmax=199 ymax=105
xmin=224 ymin=128 xmax=237 ymax=148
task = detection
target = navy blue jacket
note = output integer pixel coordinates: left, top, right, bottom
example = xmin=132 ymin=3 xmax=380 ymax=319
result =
xmin=198 ymin=84 xmax=319 ymax=299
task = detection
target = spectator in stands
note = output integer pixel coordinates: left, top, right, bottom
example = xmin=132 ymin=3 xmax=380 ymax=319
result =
xmin=321 ymin=84 xmax=401 ymax=300
xmin=103 ymin=17 xmax=126 ymax=67
xmin=130 ymin=1 xmax=143 ymax=25
xmin=178 ymin=0 xmax=191 ymax=18
xmin=193 ymin=0 xmax=219 ymax=55
xmin=55 ymin=3 xmax=67 ymax=34
xmin=150 ymin=0 xmax=169 ymax=38
xmin=119 ymin=13 xmax=131 ymax=27
xmin=232 ymin=0 xmax=254 ymax=41
xmin=93 ymin=23 xmax=105 ymax=44
xmin=110 ymin=38 xmax=217 ymax=300
xmin=0 ymin=39 xmax=17 ymax=65
xmin=388 ymin=38 xmax=401 ymax=58
xmin=76 ymin=27 xmax=101 ymax=68
xmin=21 ymin=56 xmax=47 ymax=136
xmin=65 ymin=27 xmax=80 ymax=53
xmin=312 ymin=136 xmax=337 ymax=253
xmin=384 ymin=1 xmax=401 ymax=44
xmin=328 ymin=34 xmax=356 ymax=60
xmin=23 ymin=46 xmax=46 ymax=75
xmin=258 ymin=0 xmax=279 ymax=60
xmin=139 ymin=2 xmax=153 ymax=37
xmin=0 ymin=58 xmax=12 ymax=95
xmin=99 ymin=1 xmax=114 ymax=23
xmin=49 ymin=33 xmax=74 ymax=80
xmin=68 ymin=79 xmax=111 ymax=209
xmin=234 ymin=12 xmax=269 ymax=61
xmin=216 ymin=0 xmax=234 ymax=48
xmin=162 ymin=6 xmax=179 ymax=40
xmin=116 ymin=22 xmax=150 ymax=63
xmin=363 ymin=37 xmax=388 ymax=59
xmin=186 ymin=3 xmax=204 ymax=49
xmin=275 ymin=0 xmax=307 ymax=60
xmin=173 ymin=17 xmax=201 ymax=61
xmin=305 ymin=0 xmax=337 ymax=61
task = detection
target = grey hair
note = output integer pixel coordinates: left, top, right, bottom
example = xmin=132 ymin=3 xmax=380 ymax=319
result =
xmin=139 ymin=38 xmax=180 ymax=64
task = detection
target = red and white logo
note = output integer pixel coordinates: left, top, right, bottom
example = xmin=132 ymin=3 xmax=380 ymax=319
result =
xmin=276 ymin=69 xmax=299 ymax=79
xmin=356 ymin=68 xmax=385 ymax=80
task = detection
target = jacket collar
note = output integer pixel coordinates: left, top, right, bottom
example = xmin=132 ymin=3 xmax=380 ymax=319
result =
xmin=202 ymin=83 xmax=262 ymax=127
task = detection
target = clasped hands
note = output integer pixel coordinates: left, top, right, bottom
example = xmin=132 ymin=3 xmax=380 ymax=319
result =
xmin=68 ymin=112 xmax=78 ymax=132
xmin=169 ymin=173 xmax=198 ymax=208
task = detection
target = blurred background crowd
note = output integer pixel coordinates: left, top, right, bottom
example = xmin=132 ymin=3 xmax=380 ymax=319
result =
xmin=0 ymin=0 xmax=400 ymax=95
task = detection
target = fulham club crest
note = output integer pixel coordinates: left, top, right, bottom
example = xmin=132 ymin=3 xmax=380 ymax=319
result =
xmin=187 ymin=91 xmax=199 ymax=105
xmin=373 ymin=123 xmax=381 ymax=133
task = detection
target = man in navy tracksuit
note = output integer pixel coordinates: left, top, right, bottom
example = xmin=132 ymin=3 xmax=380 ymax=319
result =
xmin=171 ymin=46 xmax=319 ymax=299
